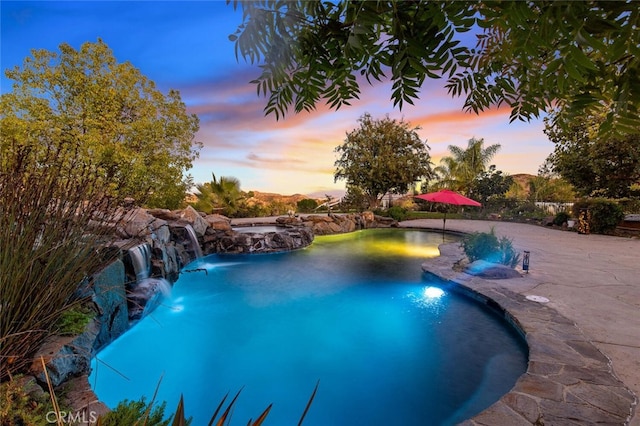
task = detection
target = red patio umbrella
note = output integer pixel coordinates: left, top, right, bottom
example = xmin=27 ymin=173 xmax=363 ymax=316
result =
xmin=415 ymin=189 xmax=481 ymax=231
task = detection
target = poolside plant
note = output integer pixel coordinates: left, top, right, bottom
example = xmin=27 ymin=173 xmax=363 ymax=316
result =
xmin=0 ymin=375 xmax=57 ymax=425
xmin=497 ymin=235 xmax=521 ymax=269
xmin=97 ymin=381 xmax=318 ymax=425
xmin=99 ymin=397 xmax=173 ymax=426
xmin=461 ymin=228 xmax=520 ymax=268
xmin=0 ymin=137 xmax=121 ymax=379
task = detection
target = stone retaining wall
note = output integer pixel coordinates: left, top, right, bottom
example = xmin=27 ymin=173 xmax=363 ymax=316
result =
xmin=276 ymin=211 xmax=397 ymax=235
xmin=28 ymin=209 xmax=395 ymax=421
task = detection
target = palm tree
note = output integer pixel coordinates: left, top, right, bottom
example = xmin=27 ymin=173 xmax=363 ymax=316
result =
xmin=437 ymin=138 xmax=501 ymax=195
xmin=194 ymin=174 xmax=243 ymax=216
xmin=432 ymin=156 xmax=462 ymax=192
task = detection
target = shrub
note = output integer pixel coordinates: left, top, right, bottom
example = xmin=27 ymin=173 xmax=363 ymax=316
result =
xmin=617 ymin=197 xmax=640 ymax=214
xmin=502 ymin=201 xmax=546 ymax=221
xmin=553 ymin=211 xmax=571 ymax=226
xmin=462 ymin=231 xmax=500 ymax=263
xmin=572 ymin=198 xmax=625 ymax=234
xmin=497 ymin=236 xmax=521 ymax=268
xmin=0 ymin=376 xmax=56 ymax=426
xmin=386 ymin=206 xmax=409 ymax=222
xmin=461 ymin=228 xmax=520 ymax=268
xmin=100 ymin=383 xmax=318 ymax=426
xmin=297 ymin=198 xmax=319 ymax=213
xmin=99 ymin=398 xmax=175 ymax=426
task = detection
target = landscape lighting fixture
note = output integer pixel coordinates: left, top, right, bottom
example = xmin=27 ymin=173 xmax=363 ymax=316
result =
xmin=523 ymin=251 xmax=530 ymax=273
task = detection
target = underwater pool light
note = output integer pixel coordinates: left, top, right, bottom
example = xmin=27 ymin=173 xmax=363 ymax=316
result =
xmin=423 ymin=286 xmax=445 ymax=299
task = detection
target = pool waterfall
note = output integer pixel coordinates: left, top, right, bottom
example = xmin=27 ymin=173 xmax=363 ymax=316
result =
xmin=125 ymin=244 xmax=167 ymax=320
xmin=128 ymin=243 xmax=152 ymax=282
xmin=124 ymin=224 xmax=204 ymax=320
xmin=183 ymin=224 xmax=203 ymax=258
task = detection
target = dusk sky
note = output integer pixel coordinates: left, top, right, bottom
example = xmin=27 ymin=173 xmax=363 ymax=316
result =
xmin=1 ymin=1 xmax=555 ymax=197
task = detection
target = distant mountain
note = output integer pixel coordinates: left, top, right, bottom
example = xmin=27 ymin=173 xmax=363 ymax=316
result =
xmin=248 ymin=191 xmax=310 ymax=203
xmin=245 ymin=175 xmax=536 ymax=205
xmin=510 ymin=173 xmax=536 ymax=195
xmin=244 ymin=191 xmax=325 ymax=209
xmin=306 ymin=189 xmax=346 ymax=200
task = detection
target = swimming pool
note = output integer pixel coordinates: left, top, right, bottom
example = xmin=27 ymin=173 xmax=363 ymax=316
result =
xmin=90 ymin=229 xmax=527 ymax=425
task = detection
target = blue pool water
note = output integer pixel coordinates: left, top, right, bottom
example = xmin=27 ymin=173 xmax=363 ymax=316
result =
xmin=90 ymin=229 xmax=527 ymax=425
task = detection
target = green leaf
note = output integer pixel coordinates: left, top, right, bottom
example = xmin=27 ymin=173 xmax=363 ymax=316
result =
xmin=569 ymin=46 xmax=598 ymax=72
xmin=563 ymin=58 xmax=586 ymax=83
xmin=227 ymin=0 xmax=640 ymax=140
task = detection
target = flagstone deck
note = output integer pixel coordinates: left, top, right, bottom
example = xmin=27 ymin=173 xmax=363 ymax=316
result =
xmin=402 ymin=219 xmax=639 ymax=425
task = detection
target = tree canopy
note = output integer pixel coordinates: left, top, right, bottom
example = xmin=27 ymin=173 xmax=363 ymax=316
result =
xmin=229 ymin=1 xmax=640 ymax=139
xmin=1 ymin=39 xmax=201 ymax=208
xmin=469 ymin=165 xmax=514 ymax=205
xmin=544 ymin=114 xmax=640 ymax=198
xmin=334 ymin=113 xmax=432 ymax=207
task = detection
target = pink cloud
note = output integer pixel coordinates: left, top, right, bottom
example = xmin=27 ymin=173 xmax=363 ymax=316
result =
xmin=182 ymin=63 xmax=554 ymax=193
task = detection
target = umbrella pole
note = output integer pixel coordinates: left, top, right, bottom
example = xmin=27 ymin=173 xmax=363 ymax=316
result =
xmin=442 ymin=212 xmax=447 ymax=234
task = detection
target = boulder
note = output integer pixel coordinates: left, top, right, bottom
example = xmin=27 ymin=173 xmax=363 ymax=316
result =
xmin=60 ymin=375 xmax=109 ymax=422
xmin=146 ymin=208 xmax=180 ymax=221
xmin=287 ymin=227 xmax=314 ymax=247
xmin=336 ymin=214 xmax=358 ymax=233
xmin=204 ymin=214 xmax=232 ymax=231
xmin=168 ymin=225 xmax=202 ymax=264
xmin=151 ymin=244 xmax=180 ymax=281
xmin=213 ymin=228 xmax=313 ymax=254
xmin=152 ymin=222 xmax=171 ymax=244
xmin=178 ymin=206 xmax=209 ymax=237
xmin=306 ymin=220 xmax=332 ymax=235
xmin=30 ymin=319 xmax=99 ymax=387
xmin=303 ymin=214 xmax=334 ymax=223
xmin=16 ymin=375 xmax=47 ymax=402
xmin=373 ymin=214 xmax=398 ymax=227
xmin=361 ymin=211 xmax=375 ymax=223
xmin=299 ymin=212 xmax=395 ymax=235
xmin=275 ymin=216 xmax=301 ymax=224
xmin=116 ymin=208 xmax=158 ymax=238
xmin=463 ymin=260 xmax=522 ymax=279
xmin=92 ymin=260 xmax=129 ymax=352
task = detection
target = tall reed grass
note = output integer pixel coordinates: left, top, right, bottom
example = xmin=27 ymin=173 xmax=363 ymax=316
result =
xmin=0 ymin=124 xmax=122 ymax=379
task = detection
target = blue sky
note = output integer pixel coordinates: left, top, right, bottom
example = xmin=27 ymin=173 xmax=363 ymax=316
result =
xmin=1 ymin=1 xmax=554 ymax=196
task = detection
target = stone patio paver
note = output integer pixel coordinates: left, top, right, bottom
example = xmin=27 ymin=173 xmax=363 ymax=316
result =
xmin=401 ymin=219 xmax=639 ymax=425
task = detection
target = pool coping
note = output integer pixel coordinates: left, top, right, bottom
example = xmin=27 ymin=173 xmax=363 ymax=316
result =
xmin=420 ymin=239 xmax=637 ymax=425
